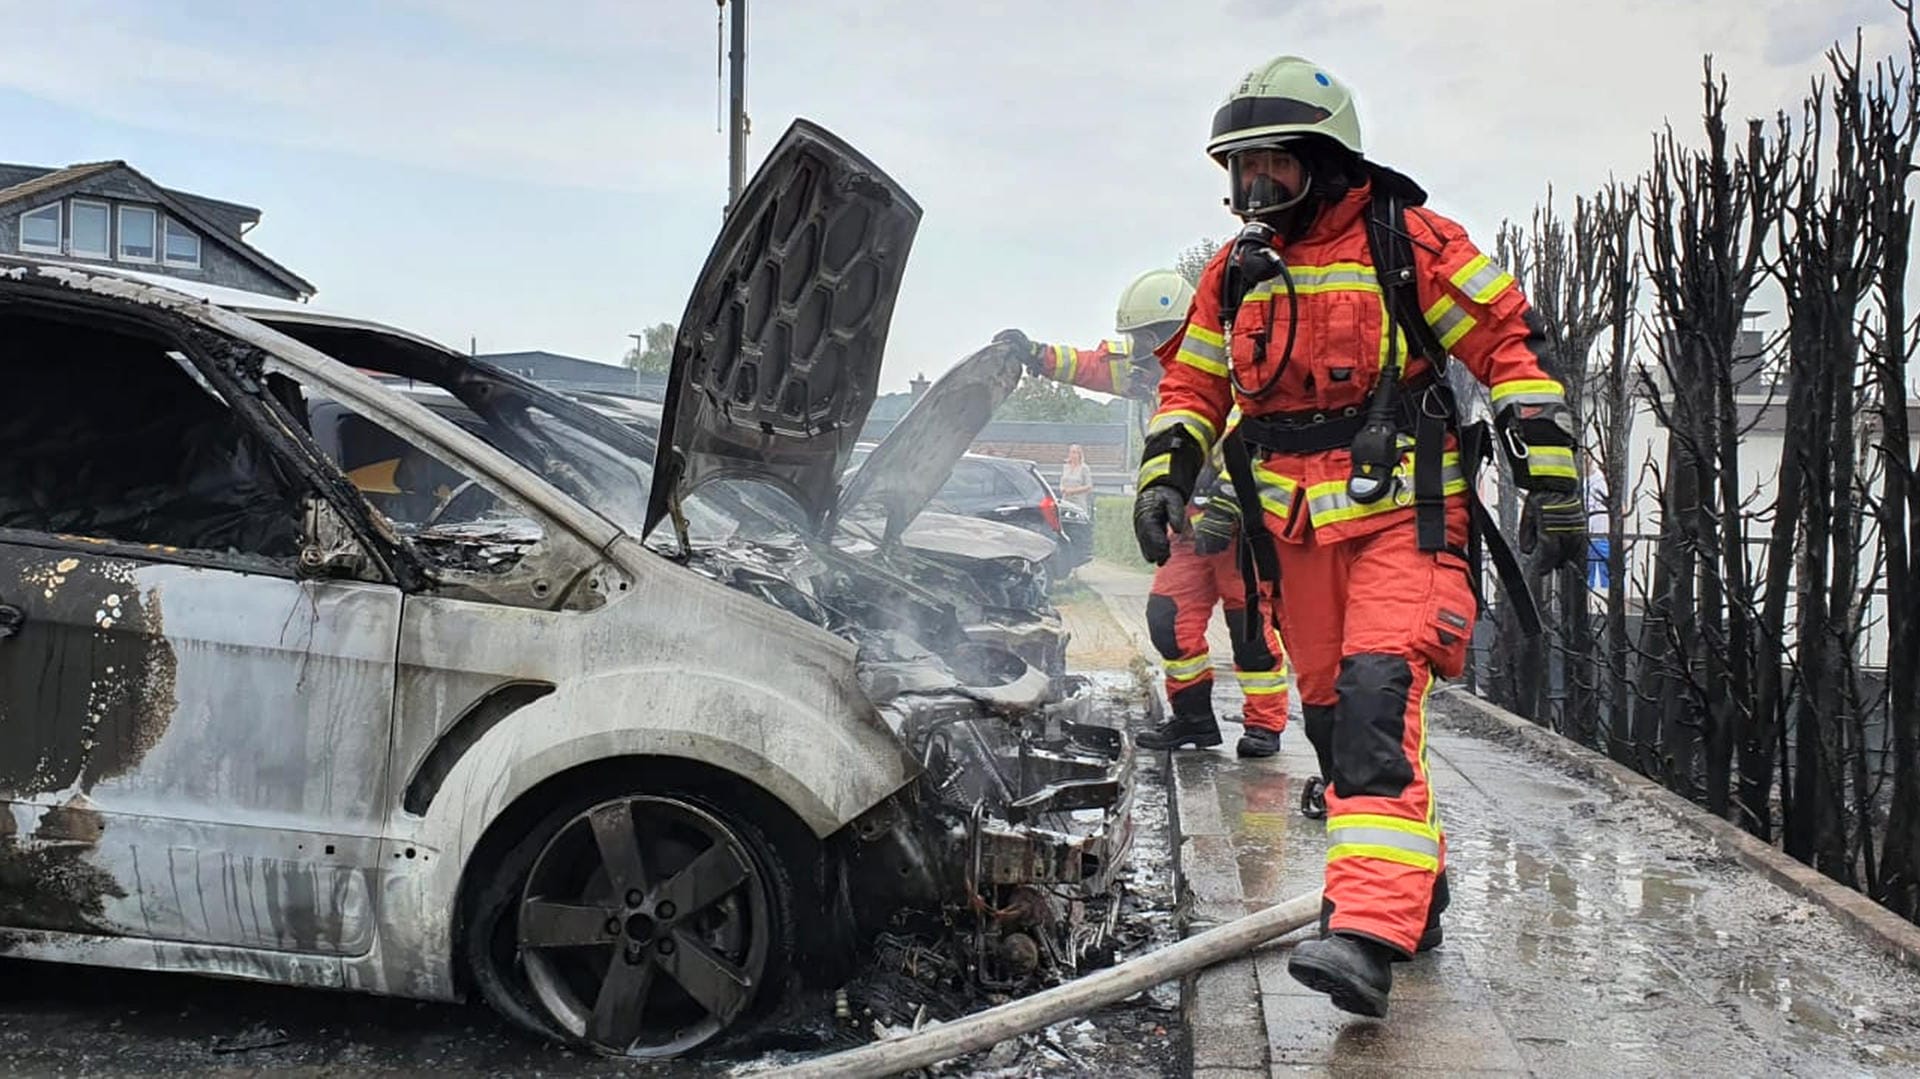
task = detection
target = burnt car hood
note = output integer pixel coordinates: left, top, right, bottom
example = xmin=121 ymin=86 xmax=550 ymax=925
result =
xmin=834 ymin=342 xmax=1026 ymax=544
xmin=645 ymin=119 xmax=922 ymax=537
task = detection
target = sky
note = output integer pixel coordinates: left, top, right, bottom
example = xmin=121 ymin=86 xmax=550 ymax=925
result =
xmin=0 ymin=0 xmax=1907 ymax=394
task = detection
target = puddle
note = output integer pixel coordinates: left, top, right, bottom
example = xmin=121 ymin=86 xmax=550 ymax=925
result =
xmin=1425 ymin=694 xmax=1920 ymax=1069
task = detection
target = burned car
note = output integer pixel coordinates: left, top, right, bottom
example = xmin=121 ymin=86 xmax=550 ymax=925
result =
xmin=0 ymin=121 xmax=1132 ymax=1058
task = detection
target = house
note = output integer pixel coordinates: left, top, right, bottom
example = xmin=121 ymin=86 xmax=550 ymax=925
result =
xmin=1608 ymin=327 xmax=1920 ymax=668
xmin=477 ymin=350 xmax=661 ymax=399
xmin=0 ymin=160 xmax=313 ymax=300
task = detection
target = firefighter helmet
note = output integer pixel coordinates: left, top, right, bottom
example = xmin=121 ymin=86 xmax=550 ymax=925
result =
xmin=1206 ymin=55 xmax=1363 ymax=164
xmin=1114 ymin=269 xmax=1195 ymax=336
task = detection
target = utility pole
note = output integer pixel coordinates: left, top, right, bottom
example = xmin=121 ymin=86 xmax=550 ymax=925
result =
xmin=725 ymin=0 xmax=747 ymax=212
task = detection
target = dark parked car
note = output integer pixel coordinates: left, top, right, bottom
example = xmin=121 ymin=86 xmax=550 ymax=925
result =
xmin=850 ymin=450 xmax=1093 ymax=576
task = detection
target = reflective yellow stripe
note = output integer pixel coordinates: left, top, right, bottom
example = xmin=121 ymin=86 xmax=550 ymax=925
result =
xmin=1528 ymin=445 xmax=1577 ymax=480
xmin=1147 ymin=408 xmax=1221 ymax=449
xmin=1250 ymin=462 xmax=1300 ymax=519
xmin=1449 ymin=254 xmax=1516 ymax=304
xmin=1328 ymin=813 xmax=1439 ymax=842
xmin=1106 ymin=337 xmax=1131 ymax=356
xmin=1164 ymin=652 xmax=1212 ymax=682
xmin=1175 ymin=343 xmax=1228 ymax=377
xmin=1248 ymin=263 xmax=1382 ymax=301
xmin=1490 ymin=378 xmax=1566 ymax=407
xmin=1175 ymin=322 xmax=1226 ymax=377
xmin=1236 ymin=669 xmax=1290 ymax=695
xmin=1327 ymin=842 xmax=1441 ymax=873
xmin=1302 ymin=453 xmax=1465 ymax=526
xmin=1052 ymin=343 xmax=1079 ymax=384
xmin=1186 ymin=322 xmax=1226 ymax=347
xmin=1423 ymin=296 xmax=1476 ymax=350
xmin=1416 ymin=670 xmax=1440 ymax=834
xmin=1138 ymin=453 xmax=1171 ymax=489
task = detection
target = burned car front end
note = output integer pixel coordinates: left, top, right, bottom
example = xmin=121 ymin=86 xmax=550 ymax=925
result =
xmin=640 ymin=121 xmax=1138 ymax=993
xmin=0 ymin=118 xmax=1133 ymax=1059
xmin=260 ymin=118 xmax=1137 ymax=1003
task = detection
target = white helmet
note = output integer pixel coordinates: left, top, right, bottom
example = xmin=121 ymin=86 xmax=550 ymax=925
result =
xmin=1115 ymin=269 xmax=1195 ymax=337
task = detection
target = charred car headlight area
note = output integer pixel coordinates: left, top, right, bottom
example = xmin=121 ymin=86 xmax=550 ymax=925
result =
xmin=676 ymin=529 xmax=1138 ymax=993
xmin=850 ymin=677 xmax=1136 ymax=992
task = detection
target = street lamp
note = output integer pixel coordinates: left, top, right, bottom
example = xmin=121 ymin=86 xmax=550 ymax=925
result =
xmin=719 ymin=0 xmax=747 ymax=213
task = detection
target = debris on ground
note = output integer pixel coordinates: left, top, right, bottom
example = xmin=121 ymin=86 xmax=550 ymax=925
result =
xmin=209 ymin=1023 xmax=289 ymax=1054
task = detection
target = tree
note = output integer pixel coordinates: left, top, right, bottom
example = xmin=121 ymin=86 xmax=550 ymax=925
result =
xmin=1481 ymin=190 xmax=1635 ymax=741
xmin=1862 ymin=2 xmax=1920 ymax=924
xmin=1635 ymin=62 xmax=1789 ymax=816
xmin=1175 ymin=238 xmax=1222 ymax=287
xmin=996 ymin=377 xmax=1115 ymax=424
xmin=623 ymin=322 xmax=676 ymax=374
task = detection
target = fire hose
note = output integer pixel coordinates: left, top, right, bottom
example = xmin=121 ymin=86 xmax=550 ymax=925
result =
xmin=767 ymin=888 xmax=1322 ymax=1079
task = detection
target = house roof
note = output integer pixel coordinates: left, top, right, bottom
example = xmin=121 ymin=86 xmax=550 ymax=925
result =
xmin=0 ymin=160 xmax=309 ymax=298
xmin=0 ymin=160 xmax=121 ymax=209
xmin=479 ymin=351 xmax=635 ymax=379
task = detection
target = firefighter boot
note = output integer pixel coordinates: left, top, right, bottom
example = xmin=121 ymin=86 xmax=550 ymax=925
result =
xmin=1137 ymin=712 xmax=1223 ymax=750
xmin=1236 ymin=725 xmax=1282 ymax=758
xmin=1288 ymin=931 xmax=1396 ymax=1018
xmin=1299 ymin=775 xmax=1328 ymax=819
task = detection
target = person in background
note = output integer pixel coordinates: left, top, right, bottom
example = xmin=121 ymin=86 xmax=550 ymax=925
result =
xmin=1059 ymin=444 xmax=1095 ymax=520
xmin=1585 ymin=450 xmax=1611 ymax=594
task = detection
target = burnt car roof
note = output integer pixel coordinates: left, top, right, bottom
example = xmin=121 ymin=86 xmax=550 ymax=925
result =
xmin=646 ymin=119 xmax=922 ymax=539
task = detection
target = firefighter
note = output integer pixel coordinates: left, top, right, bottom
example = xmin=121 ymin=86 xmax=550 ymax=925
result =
xmin=1001 ymin=274 xmax=1292 ymax=757
xmin=1131 ymin=56 xmax=1587 ymax=1016
xmin=1020 ymin=268 xmax=1195 ymax=400
xmin=1136 ymin=427 xmax=1292 ymax=756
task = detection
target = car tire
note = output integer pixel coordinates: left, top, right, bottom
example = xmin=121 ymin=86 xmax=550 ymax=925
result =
xmin=461 ymin=780 xmax=797 ymax=1059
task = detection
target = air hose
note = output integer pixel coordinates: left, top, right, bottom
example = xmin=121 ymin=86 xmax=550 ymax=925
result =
xmin=766 ymin=888 xmax=1323 ymax=1079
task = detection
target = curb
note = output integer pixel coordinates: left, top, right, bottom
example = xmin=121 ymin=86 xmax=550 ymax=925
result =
xmin=1439 ymin=688 xmax=1920 ymax=973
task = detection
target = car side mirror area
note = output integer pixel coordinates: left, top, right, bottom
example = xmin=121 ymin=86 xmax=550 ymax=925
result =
xmin=299 ymin=496 xmax=371 ymax=579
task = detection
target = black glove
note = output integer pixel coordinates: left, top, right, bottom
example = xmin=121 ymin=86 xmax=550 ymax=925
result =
xmin=994 ymin=328 xmax=1045 ymax=374
xmin=1521 ymin=491 xmax=1587 ymax=572
xmin=1497 ymin=401 xmax=1580 ymax=494
xmin=1190 ymin=489 xmax=1240 ymax=556
xmin=1133 ymin=485 xmax=1190 ymax=565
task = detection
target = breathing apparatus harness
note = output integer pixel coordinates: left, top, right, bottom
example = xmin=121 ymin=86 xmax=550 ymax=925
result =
xmin=1213 ymin=178 xmax=1542 ymax=637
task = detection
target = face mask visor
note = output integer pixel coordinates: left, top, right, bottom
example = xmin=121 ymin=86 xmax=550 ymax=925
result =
xmin=1227 ymin=144 xmax=1312 ymax=218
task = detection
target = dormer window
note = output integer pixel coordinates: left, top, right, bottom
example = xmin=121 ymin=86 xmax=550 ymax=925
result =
xmin=18 ymin=203 xmax=60 ymax=254
xmin=163 ymin=216 xmax=201 ymax=268
xmin=70 ymin=200 xmax=110 ymax=259
xmin=118 ymin=205 xmax=158 ymax=263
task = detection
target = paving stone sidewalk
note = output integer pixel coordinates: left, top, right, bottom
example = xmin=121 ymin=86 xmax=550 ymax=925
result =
xmin=1076 ymin=559 xmax=1920 ymax=1078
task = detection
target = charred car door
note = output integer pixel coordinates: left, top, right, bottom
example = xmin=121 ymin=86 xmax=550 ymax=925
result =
xmin=0 ymin=294 xmax=400 ymax=957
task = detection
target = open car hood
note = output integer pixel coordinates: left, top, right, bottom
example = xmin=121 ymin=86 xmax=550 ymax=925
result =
xmin=645 ymin=120 xmax=922 ymax=537
xmin=835 ymin=341 xmax=1026 ymax=544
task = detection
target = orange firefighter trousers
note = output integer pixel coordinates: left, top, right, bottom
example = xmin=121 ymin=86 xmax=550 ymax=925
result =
xmin=1270 ymin=508 xmax=1475 ymax=954
xmin=1147 ymin=532 xmax=1290 ymax=732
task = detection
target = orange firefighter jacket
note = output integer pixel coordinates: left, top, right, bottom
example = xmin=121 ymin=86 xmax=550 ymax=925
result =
xmin=1033 ymin=337 xmax=1148 ymax=398
xmin=1142 ymin=182 xmax=1566 ymax=547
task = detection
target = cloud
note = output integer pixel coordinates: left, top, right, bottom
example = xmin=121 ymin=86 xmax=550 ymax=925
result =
xmin=0 ymin=0 xmax=1910 ymax=388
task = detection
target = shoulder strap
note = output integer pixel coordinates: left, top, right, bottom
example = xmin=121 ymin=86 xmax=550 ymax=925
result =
xmin=1364 ymin=190 xmax=1448 ymax=372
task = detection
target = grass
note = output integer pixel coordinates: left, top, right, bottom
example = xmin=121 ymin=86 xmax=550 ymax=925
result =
xmin=1092 ymin=493 xmax=1153 ymax=570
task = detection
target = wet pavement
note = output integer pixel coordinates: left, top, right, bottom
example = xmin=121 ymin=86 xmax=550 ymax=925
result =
xmin=1076 ymin=559 xmax=1920 ymax=1078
